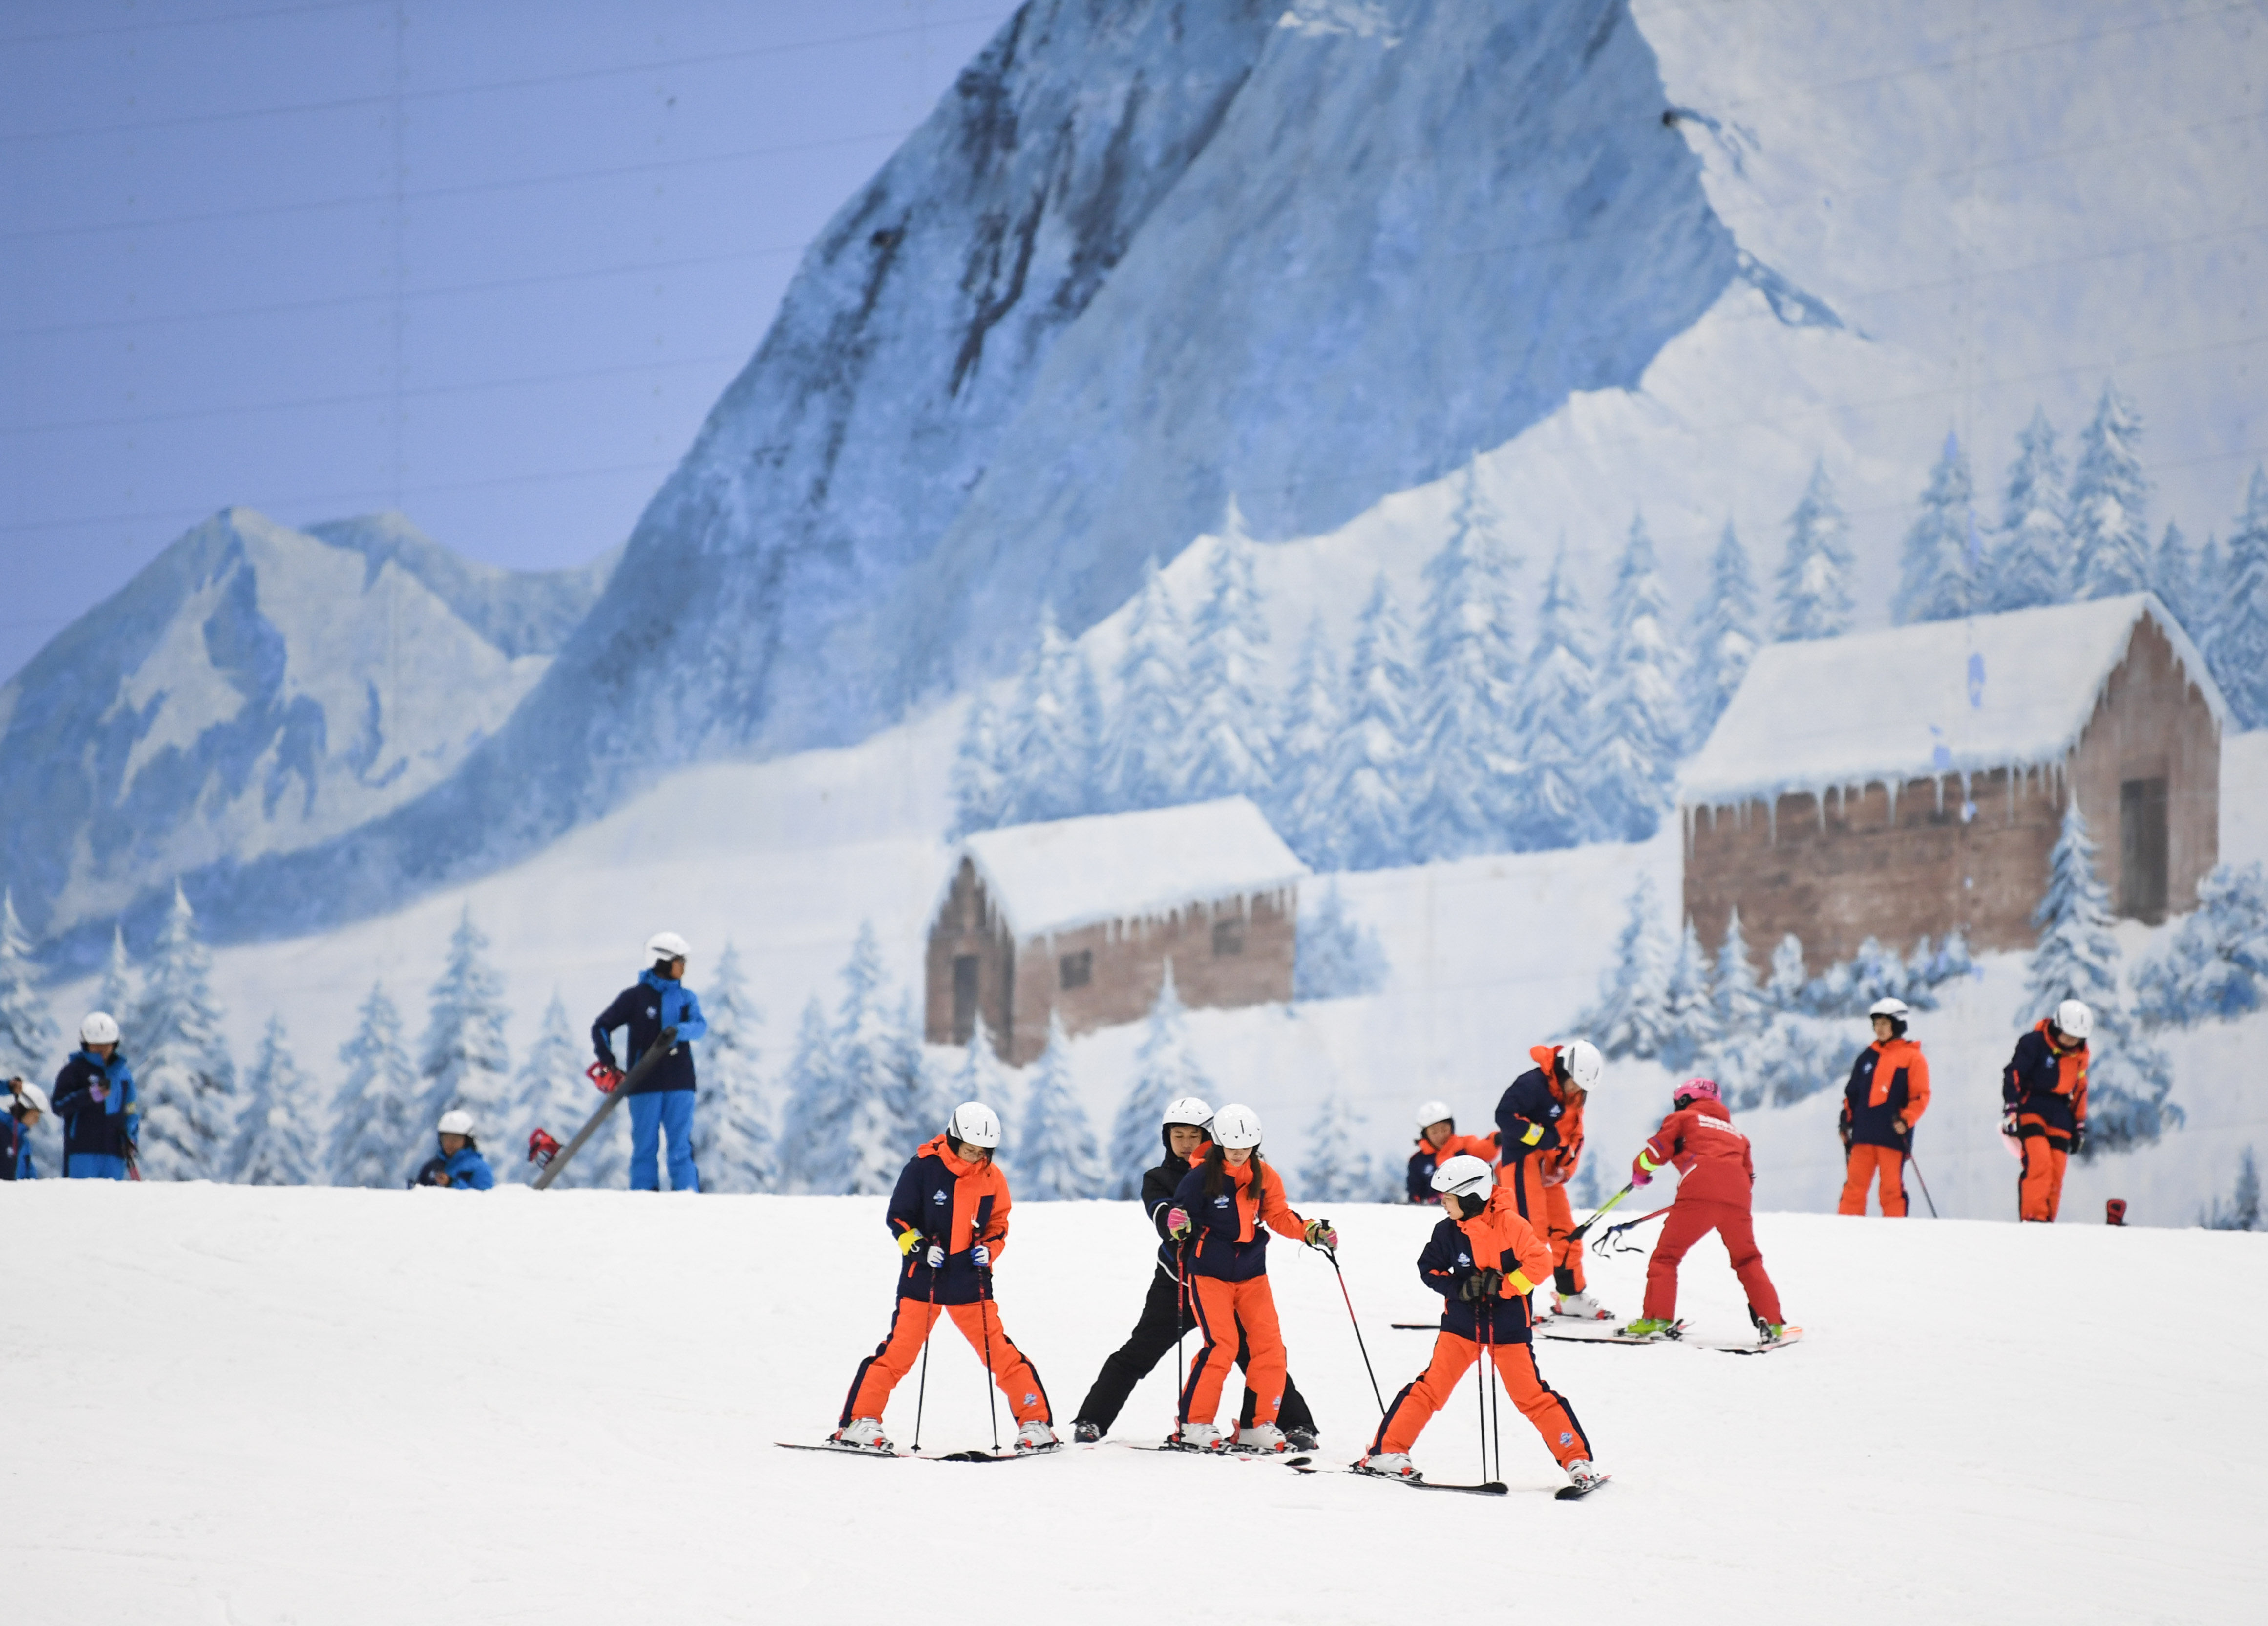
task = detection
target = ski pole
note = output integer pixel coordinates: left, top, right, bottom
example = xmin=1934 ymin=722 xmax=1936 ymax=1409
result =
xmin=978 ymin=1264 xmax=1000 ymax=1453
xmin=911 ymin=1262 xmax=937 ymax=1454
xmin=1484 ymin=1300 xmax=1502 ymax=1488
xmin=1907 ymin=1152 xmax=1939 ymax=1218
xmin=1589 ymin=1205 xmax=1673 ymax=1258
xmin=1173 ymin=1245 xmax=1189 ymax=1424
xmin=1476 ymin=1305 xmax=1489 ymax=1486
xmin=1324 ymin=1247 xmax=1386 ymax=1414
xmin=1564 ymin=1182 xmax=1635 ymax=1244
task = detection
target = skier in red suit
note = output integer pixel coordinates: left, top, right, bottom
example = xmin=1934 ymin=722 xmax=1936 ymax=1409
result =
xmin=1620 ymin=1079 xmax=1792 ymax=1342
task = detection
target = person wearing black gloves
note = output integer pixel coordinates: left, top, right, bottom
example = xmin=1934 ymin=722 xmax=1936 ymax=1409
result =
xmin=1067 ymin=1097 xmax=1319 ymax=1448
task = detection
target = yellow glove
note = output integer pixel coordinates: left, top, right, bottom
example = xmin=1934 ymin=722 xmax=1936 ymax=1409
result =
xmin=895 ymin=1228 xmax=925 ymax=1256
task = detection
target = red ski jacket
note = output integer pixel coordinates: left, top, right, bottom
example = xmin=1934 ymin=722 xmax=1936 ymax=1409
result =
xmin=1634 ymin=1097 xmax=1756 ymax=1207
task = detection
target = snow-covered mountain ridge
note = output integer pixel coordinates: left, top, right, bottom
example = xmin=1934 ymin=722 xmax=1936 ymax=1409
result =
xmin=0 ymin=508 xmax=607 ymax=944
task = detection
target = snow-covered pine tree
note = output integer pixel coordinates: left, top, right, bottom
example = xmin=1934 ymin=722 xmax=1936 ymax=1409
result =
xmin=1992 ymin=407 xmax=2070 ymax=611
xmin=2204 ymin=1148 xmax=2260 ymax=1230
xmin=1269 ymin=616 xmax=1342 ymax=865
xmin=1182 ymin=513 xmax=1276 ymax=805
xmin=503 ymin=992 xmax=592 ymax=1185
xmin=1318 ymin=574 xmax=1416 ymax=870
xmin=2151 ymin=522 xmax=2197 ymax=637
xmin=948 ymin=693 xmax=1010 ymax=837
xmin=1301 ymin=1086 xmax=1375 ymax=1203
xmin=1686 ymin=521 xmax=1760 ymax=749
xmin=418 ymin=906 xmax=511 ymax=1134
xmin=1893 ymin=430 xmax=1979 ymax=623
xmin=1713 ymin=908 xmax=1767 ymax=1036
xmin=2020 ymin=804 xmax=2175 ymax=1150
xmin=1509 ymin=544 xmax=1598 ymax=850
xmin=1013 ymin=1013 xmax=1102 ymax=1199
xmin=693 ymin=941 xmax=774 ymax=1193
xmin=1293 ymin=879 xmax=1389 ymax=1001
xmin=2068 ymin=381 xmax=2153 ymax=600
xmin=2192 ymin=532 xmax=2227 ymax=661
xmin=228 ymin=1015 xmax=320 ymax=1186
xmin=97 ymin=924 xmax=134 ymax=1022
xmin=2134 ymin=862 xmax=2268 ymax=1025
xmin=1100 ymin=555 xmax=1190 ymax=813
xmin=892 ymin=992 xmax=950 ymax=1143
xmin=1588 ymin=516 xmax=1686 ymax=843
xmin=1765 ymin=933 xmax=1808 ymax=1009
xmin=774 ymin=995 xmax=838 ymax=1193
xmin=0 ymin=890 xmax=58 ymax=1083
xmin=1584 ymin=874 xmax=1675 ymax=1059
xmin=827 ymin=923 xmax=917 ymax=1196
xmin=1659 ymin=917 xmax=1721 ymax=1073
xmin=1774 ymin=459 xmax=1855 ymax=640
xmin=1105 ymin=961 xmax=1210 ymax=1198
xmin=2212 ymin=466 xmax=2268 ymax=728
xmin=132 ymin=883 xmax=235 ymax=1180
xmin=329 ymin=982 xmax=422 ymax=1187
xmin=1408 ymin=466 xmax=1520 ymax=861
xmin=953 ymin=1013 xmax=1011 ymax=1118
xmin=999 ymin=606 xmax=1096 ymax=826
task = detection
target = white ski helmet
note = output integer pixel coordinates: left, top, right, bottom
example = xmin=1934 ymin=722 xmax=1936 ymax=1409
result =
xmin=1161 ymin=1097 xmax=1214 ymax=1129
xmin=1212 ymin=1103 xmax=1263 ymax=1150
xmin=11 ymin=1081 xmax=50 ymax=1117
xmin=1557 ymin=1040 xmax=1603 ymax=1091
xmin=2054 ymin=999 xmax=2093 ymax=1040
xmin=1868 ymin=997 xmax=1910 ymax=1019
xmin=948 ymin=1100 xmax=1002 ymax=1149
xmin=1415 ymin=1099 xmax=1453 ymax=1129
xmin=645 ymin=931 xmax=690 ymax=965
xmin=1429 ymin=1153 xmax=1494 ymax=1201
xmin=436 ymin=1109 xmax=475 ymax=1137
xmin=79 ymin=1011 xmax=120 ymax=1046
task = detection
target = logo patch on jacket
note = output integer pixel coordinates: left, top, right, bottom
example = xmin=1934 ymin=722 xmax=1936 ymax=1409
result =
xmin=932 ymin=1191 xmax=949 ymax=1205
xmin=1457 ymin=1252 xmax=1471 ymax=1266
xmin=1214 ymin=1196 xmax=1231 ymax=1208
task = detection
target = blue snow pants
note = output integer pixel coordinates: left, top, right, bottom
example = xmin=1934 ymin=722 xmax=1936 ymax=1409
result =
xmin=65 ymin=1152 xmax=128 ymax=1180
xmin=627 ymin=1090 xmax=699 ymax=1192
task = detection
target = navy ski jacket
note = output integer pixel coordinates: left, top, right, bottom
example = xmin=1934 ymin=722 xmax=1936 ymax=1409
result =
xmin=1414 ymin=1212 xmax=1539 ymax=1345
xmin=591 ymin=969 xmax=707 ymax=1094
xmin=51 ymin=1049 xmax=136 ymax=1163
xmin=1493 ymin=1066 xmax=1567 ymax=1163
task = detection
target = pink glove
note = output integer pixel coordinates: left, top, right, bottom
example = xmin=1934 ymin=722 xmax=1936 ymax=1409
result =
xmin=1630 ymin=1160 xmax=1653 ymax=1187
xmin=1167 ymin=1206 xmax=1193 ymax=1239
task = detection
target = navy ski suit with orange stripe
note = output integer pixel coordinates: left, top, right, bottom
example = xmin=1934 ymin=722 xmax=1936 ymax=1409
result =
xmin=1494 ymin=1048 xmax=1580 ymax=1274
xmin=1173 ymin=1155 xmax=1309 ymax=1432
xmin=1837 ymin=1037 xmax=1929 ymax=1217
xmin=2004 ymin=1021 xmax=2088 ymax=1221
xmin=1370 ymin=1183 xmax=1591 ymax=1468
xmin=840 ymin=1134 xmax=1050 ymax=1427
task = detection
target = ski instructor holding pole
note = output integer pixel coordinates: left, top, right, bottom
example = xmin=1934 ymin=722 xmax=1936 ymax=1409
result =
xmin=590 ymin=931 xmax=707 ymax=1192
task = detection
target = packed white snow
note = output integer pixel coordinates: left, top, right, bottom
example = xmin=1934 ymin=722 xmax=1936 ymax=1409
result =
xmin=5 ymin=1181 xmax=2262 ymax=1623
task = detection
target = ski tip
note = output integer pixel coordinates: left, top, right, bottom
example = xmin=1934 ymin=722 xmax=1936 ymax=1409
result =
xmin=1556 ymin=1474 xmax=1612 ymax=1500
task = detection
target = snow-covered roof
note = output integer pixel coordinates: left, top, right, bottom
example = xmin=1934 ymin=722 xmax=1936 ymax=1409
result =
xmin=1680 ymin=594 xmax=2228 ymax=809
xmin=949 ymin=797 xmax=1308 ymax=940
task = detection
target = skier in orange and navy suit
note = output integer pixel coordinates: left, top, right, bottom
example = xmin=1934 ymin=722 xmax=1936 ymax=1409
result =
xmin=1533 ymin=1081 xmax=1612 ymax=1322
xmin=1492 ymin=1042 xmax=1603 ymax=1300
xmin=1405 ymin=1099 xmax=1497 ymax=1203
xmin=1359 ymin=1154 xmax=1606 ymax=1495
xmin=1837 ymin=997 xmax=1930 ymax=1217
xmin=832 ymin=1102 xmax=1055 ymax=1453
xmin=2003 ymin=999 xmax=2092 ymax=1222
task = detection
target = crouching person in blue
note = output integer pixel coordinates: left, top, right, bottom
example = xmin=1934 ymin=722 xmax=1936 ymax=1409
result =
xmin=5 ymin=1080 xmax=51 ymax=1179
xmin=412 ymin=1110 xmax=495 ymax=1189
xmin=52 ymin=1012 xmax=137 ymax=1179
xmin=590 ymin=930 xmax=706 ymax=1192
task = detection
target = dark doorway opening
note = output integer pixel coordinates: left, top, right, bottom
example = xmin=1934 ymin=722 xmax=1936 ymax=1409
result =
xmin=952 ymin=954 xmax=980 ymax=1044
xmin=2120 ymin=777 xmax=2169 ymax=922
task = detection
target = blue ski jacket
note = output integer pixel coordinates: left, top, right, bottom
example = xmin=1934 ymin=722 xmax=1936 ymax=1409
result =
xmin=52 ymin=1049 xmax=137 ymax=1164
xmin=592 ymin=970 xmax=706 ymax=1094
xmin=436 ymin=1144 xmax=494 ymax=1189
xmin=3 ymin=1115 xmax=34 ymax=1179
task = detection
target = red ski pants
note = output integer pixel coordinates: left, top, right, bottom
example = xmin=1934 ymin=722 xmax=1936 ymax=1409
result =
xmin=2019 ymin=1132 xmax=2068 ymax=1222
xmin=1180 ymin=1274 xmax=1285 ymax=1429
xmin=1542 ymin=1182 xmax=1586 ymax=1292
xmin=842 ymin=1295 xmax=1049 ymax=1426
xmin=1370 ymin=1331 xmax=1590 ymax=1468
xmin=1642 ymin=1198 xmax=1783 ymax=1325
xmin=1838 ymin=1145 xmax=1908 ymax=1217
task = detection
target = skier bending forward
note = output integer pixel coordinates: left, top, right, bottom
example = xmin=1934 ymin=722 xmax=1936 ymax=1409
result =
xmin=833 ymin=1102 xmax=1056 ymax=1453
xmin=1361 ymin=1154 xmax=1604 ymax=1494
xmin=1622 ymin=1079 xmax=1793 ymax=1342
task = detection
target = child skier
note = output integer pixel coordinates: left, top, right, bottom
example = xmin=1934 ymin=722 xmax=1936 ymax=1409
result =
xmin=834 ymin=1102 xmax=1056 ymax=1453
xmin=412 ymin=1110 xmax=495 ymax=1189
xmin=1069 ymin=1097 xmax=1320 ymax=1447
xmin=1837 ymin=997 xmax=1930 ymax=1217
xmin=1361 ymin=1155 xmax=1603 ymax=1492
xmin=1622 ymin=1079 xmax=1792 ymax=1342
xmin=2002 ymin=998 xmax=2091 ymax=1221
xmin=1165 ymin=1103 xmax=1335 ymax=1453
xmin=51 ymin=1013 xmax=136 ymax=1180
xmin=4 ymin=1080 xmax=49 ymax=1180
xmin=1404 ymin=1099 xmax=1497 ymax=1203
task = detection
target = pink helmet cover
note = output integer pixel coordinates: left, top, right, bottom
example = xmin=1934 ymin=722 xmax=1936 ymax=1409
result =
xmin=1672 ymin=1077 xmax=1721 ymax=1109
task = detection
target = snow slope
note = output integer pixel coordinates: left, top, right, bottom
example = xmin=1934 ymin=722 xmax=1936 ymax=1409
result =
xmin=7 ymin=1182 xmax=2263 ymax=1624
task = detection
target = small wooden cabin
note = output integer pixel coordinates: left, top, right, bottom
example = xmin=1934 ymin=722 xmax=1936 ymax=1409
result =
xmin=1679 ymin=594 xmax=2226 ymax=968
xmin=925 ymin=797 xmax=1307 ymax=1066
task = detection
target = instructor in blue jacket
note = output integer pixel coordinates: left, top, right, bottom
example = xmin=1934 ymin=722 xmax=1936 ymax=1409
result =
xmin=591 ymin=931 xmax=707 ymax=1192
xmin=51 ymin=1012 xmax=137 ymax=1179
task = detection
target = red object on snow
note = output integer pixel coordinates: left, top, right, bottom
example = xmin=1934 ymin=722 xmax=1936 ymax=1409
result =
xmin=526 ymin=1128 xmax=562 ymax=1167
xmin=2105 ymin=1198 xmax=2127 ymax=1226
xmin=586 ymin=1061 xmax=625 ymax=1093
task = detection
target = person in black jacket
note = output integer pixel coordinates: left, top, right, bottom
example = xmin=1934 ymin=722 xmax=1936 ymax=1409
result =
xmin=1068 ymin=1097 xmax=1318 ymax=1447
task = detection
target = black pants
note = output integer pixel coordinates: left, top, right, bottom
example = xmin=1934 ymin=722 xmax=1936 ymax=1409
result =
xmin=1074 ymin=1267 xmax=1316 ymax=1435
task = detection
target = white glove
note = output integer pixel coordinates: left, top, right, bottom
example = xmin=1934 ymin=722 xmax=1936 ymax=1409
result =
xmin=971 ymin=1243 xmax=991 ymax=1269
xmin=926 ymin=1244 xmax=945 ymax=1268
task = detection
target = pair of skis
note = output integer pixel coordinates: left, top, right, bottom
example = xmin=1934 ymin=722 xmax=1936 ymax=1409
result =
xmin=1536 ymin=1318 xmax=1805 ymax=1354
xmin=774 ymin=1441 xmax=1060 ymax=1464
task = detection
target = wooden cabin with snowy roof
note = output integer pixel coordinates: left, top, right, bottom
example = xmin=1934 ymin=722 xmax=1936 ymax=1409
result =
xmin=1679 ymin=594 xmax=2227 ymax=969
xmin=925 ymin=797 xmax=1308 ymax=1066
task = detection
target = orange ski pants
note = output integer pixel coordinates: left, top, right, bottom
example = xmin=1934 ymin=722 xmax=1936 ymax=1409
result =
xmin=1371 ymin=1331 xmax=1590 ymax=1469
xmin=1180 ymin=1274 xmax=1286 ymax=1429
xmin=843 ymin=1295 xmax=1050 ymax=1426
xmin=1542 ymin=1182 xmax=1586 ymax=1292
xmin=2019 ymin=1134 xmax=2068 ymax=1222
xmin=1838 ymin=1145 xmax=1908 ymax=1217
xmin=1642 ymin=1198 xmax=1784 ymax=1325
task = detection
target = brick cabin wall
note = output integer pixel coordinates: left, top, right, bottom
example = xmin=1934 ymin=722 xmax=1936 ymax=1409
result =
xmin=924 ymin=860 xmax=1015 ymax=1051
xmin=1683 ymin=617 xmax=2220 ymax=973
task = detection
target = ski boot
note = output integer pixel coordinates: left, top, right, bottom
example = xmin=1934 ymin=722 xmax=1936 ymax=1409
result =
xmin=1283 ymin=1426 xmax=1319 ymax=1453
xmin=1355 ymin=1451 xmax=1416 ymax=1480
xmin=1553 ymin=1290 xmax=1614 ymax=1321
xmin=1014 ymin=1420 xmax=1059 ymax=1452
xmin=1564 ymin=1458 xmax=1608 ymax=1494
xmin=1237 ymin=1423 xmax=1289 ymax=1454
xmin=1170 ymin=1423 xmax=1226 ymax=1451
xmin=1620 ymin=1317 xmax=1677 ymax=1339
xmin=829 ymin=1417 xmax=892 ymax=1453
xmin=1071 ymin=1420 xmax=1103 ymax=1443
